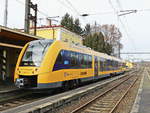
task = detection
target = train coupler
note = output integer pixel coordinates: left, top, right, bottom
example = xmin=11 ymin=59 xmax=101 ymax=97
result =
xmin=15 ymin=78 xmax=28 ymax=88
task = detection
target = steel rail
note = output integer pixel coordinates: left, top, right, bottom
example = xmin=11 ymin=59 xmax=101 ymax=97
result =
xmin=70 ymin=71 xmax=140 ymax=113
xmin=109 ymin=76 xmax=139 ymax=113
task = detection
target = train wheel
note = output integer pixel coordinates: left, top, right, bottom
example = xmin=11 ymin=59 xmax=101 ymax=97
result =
xmin=74 ymin=79 xmax=80 ymax=87
xmin=62 ymin=79 xmax=80 ymax=91
xmin=66 ymin=80 xmax=77 ymax=90
xmin=62 ymin=81 xmax=70 ymax=91
xmin=69 ymin=80 xmax=75 ymax=89
xmin=71 ymin=79 xmax=80 ymax=89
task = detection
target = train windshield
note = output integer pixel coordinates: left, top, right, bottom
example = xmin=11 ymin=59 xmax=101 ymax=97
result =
xmin=20 ymin=39 xmax=53 ymax=67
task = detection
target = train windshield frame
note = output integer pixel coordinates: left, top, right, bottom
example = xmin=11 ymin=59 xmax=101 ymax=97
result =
xmin=20 ymin=39 xmax=53 ymax=67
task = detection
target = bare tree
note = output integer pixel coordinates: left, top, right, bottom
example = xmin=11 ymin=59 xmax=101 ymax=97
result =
xmin=101 ymin=24 xmax=123 ymax=56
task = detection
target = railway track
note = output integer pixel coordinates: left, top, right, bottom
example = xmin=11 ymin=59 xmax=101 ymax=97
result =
xmin=0 ymin=93 xmax=50 ymax=111
xmin=70 ymin=70 xmax=142 ymax=113
xmin=0 ymin=89 xmax=32 ymax=103
xmin=56 ymin=68 xmax=143 ymax=113
xmin=0 ymin=69 xmax=140 ymax=113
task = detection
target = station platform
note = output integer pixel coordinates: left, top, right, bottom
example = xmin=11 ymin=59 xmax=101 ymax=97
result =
xmin=131 ymin=68 xmax=150 ymax=113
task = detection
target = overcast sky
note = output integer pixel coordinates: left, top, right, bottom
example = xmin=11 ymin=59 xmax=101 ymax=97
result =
xmin=0 ymin=0 xmax=150 ymax=61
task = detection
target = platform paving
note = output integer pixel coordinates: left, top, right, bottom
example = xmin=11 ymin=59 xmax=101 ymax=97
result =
xmin=131 ymin=68 xmax=150 ymax=113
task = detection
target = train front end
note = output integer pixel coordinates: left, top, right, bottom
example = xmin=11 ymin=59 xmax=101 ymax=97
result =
xmin=14 ymin=39 xmax=53 ymax=89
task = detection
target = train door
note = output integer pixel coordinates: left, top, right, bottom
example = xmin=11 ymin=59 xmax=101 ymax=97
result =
xmin=94 ymin=56 xmax=98 ymax=76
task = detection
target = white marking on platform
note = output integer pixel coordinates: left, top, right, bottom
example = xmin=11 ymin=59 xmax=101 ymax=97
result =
xmin=130 ymin=69 xmax=145 ymax=113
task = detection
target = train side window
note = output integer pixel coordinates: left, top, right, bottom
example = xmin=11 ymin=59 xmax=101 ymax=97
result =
xmin=113 ymin=61 xmax=115 ymax=68
xmin=103 ymin=59 xmax=106 ymax=71
xmin=98 ymin=57 xmax=100 ymax=70
xmin=104 ymin=59 xmax=107 ymax=71
xmin=106 ymin=59 xmax=108 ymax=70
xmin=70 ymin=52 xmax=75 ymax=67
xmin=114 ymin=61 xmax=116 ymax=68
xmin=81 ymin=53 xmax=85 ymax=68
xmin=116 ymin=61 xmax=118 ymax=68
xmin=109 ymin=60 xmax=111 ymax=70
xmin=116 ymin=61 xmax=118 ymax=69
xmin=83 ymin=54 xmax=87 ymax=68
xmin=72 ymin=52 xmax=79 ymax=69
xmin=55 ymin=50 xmax=63 ymax=64
xmin=107 ymin=59 xmax=109 ymax=70
xmin=110 ymin=60 xmax=113 ymax=70
xmin=86 ymin=55 xmax=89 ymax=68
xmin=53 ymin=50 xmax=64 ymax=71
xmin=70 ymin=51 xmax=80 ymax=69
xmin=113 ymin=61 xmax=115 ymax=69
xmin=100 ymin=58 xmax=104 ymax=71
xmin=63 ymin=50 xmax=70 ymax=66
xmin=78 ymin=53 xmax=82 ymax=68
xmin=118 ymin=62 xmax=121 ymax=68
xmin=53 ymin=50 xmax=94 ymax=70
xmin=86 ymin=54 xmax=89 ymax=68
xmin=88 ymin=55 xmax=92 ymax=68
xmin=76 ymin=52 xmax=80 ymax=69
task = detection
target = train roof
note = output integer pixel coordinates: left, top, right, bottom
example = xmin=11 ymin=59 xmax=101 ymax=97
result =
xmin=30 ymin=39 xmax=124 ymax=63
xmin=66 ymin=40 xmax=124 ymax=62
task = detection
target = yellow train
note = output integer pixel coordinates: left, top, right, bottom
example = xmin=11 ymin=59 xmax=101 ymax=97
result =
xmin=14 ymin=39 xmax=128 ymax=90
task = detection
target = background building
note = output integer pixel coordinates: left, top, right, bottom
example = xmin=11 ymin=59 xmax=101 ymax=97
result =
xmin=30 ymin=25 xmax=83 ymax=45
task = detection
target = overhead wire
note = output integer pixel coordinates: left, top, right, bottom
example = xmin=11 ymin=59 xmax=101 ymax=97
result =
xmin=9 ymin=0 xmax=150 ymax=18
xmin=57 ymin=0 xmax=87 ymax=25
xmin=115 ymin=0 xmax=138 ymax=59
xmin=108 ymin=0 xmax=137 ymax=52
xmin=65 ymin=0 xmax=88 ymax=26
xmin=115 ymin=0 xmax=135 ymax=59
xmin=120 ymin=10 xmax=150 ymax=60
xmin=116 ymin=0 xmax=122 ymax=10
xmin=64 ymin=0 xmax=80 ymax=15
xmin=138 ymin=8 xmax=150 ymax=12
xmin=78 ymin=8 xmax=150 ymax=17
xmin=15 ymin=0 xmax=50 ymax=17
xmin=57 ymin=0 xmax=74 ymax=13
xmin=15 ymin=0 xmax=59 ymax=26
xmin=15 ymin=0 xmax=51 ymax=27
